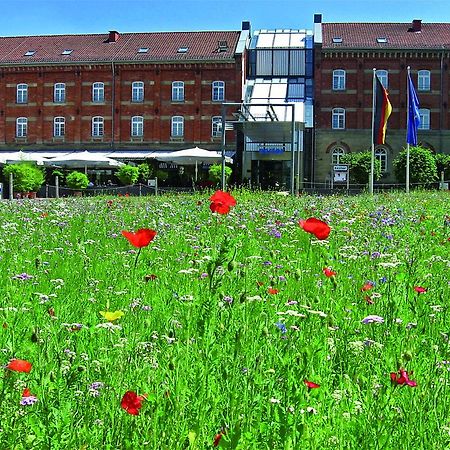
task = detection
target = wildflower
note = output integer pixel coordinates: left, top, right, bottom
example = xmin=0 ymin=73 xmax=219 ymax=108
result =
xmin=414 ymin=286 xmax=427 ymax=294
xmin=99 ymin=310 xmax=124 ymax=322
xmin=304 ymin=380 xmax=320 ymax=389
xmin=361 ymin=282 xmax=374 ymax=292
xmin=12 ymin=273 xmax=33 ymax=281
xmin=390 ymin=369 xmax=417 ymax=387
xmin=323 ymin=267 xmax=336 ymax=277
xmin=299 ymin=218 xmax=331 ymax=240
xmin=144 ymin=274 xmax=157 ymax=282
xmin=209 ymin=190 xmax=236 ymax=215
xmin=361 ymin=315 xmax=384 ymax=324
xmin=223 ymin=296 xmax=233 ymax=304
xmin=120 ymin=391 xmax=146 ymax=415
xmin=268 ymin=287 xmax=279 ymax=295
xmin=213 ymin=431 xmax=224 ymax=447
xmin=20 ymin=388 xmax=38 ymax=406
xmin=270 ymin=397 xmax=281 ymax=403
xmin=6 ymin=359 xmax=32 ymax=373
xmin=121 ymin=229 xmax=157 ymax=248
xmin=275 ymin=321 xmax=287 ymax=334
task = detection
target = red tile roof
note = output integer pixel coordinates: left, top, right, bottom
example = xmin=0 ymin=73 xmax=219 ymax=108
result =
xmin=0 ymin=31 xmax=241 ymax=64
xmin=322 ymin=22 xmax=450 ymax=50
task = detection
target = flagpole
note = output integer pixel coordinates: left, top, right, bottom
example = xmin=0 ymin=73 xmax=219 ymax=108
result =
xmin=369 ymin=68 xmax=376 ymax=195
xmin=406 ymin=66 xmax=411 ymax=194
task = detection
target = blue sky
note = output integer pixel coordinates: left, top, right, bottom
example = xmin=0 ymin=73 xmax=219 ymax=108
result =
xmin=1 ymin=0 xmax=449 ymax=36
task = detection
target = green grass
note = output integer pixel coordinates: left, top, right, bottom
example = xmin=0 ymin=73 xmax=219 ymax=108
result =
xmin=1 ymin=190 xmax=450 ymax=449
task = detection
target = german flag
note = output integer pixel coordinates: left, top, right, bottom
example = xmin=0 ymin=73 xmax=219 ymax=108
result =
xmin=372 ymin=76 xmax=392 ymax=145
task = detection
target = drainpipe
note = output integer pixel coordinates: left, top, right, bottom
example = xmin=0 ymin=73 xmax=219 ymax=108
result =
xmin=439 ymin=48 xmax=444 ymax=153
xmin=111 ymin=61 xmax=115 ymax=148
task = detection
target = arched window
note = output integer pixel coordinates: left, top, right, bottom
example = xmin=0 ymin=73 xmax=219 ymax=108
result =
xmin=131 ymin=116 xmax=144 ymax=137
xmin=332 ymin=69 xmax=346 ymax=90
xmin=376 ymin=70 xmax=388 ymax=88
xmin=332 ymin=108 xmax=345 ymax=129
xmin=132 ymin=81 xmax=144 ymax=102
xmin=211 ymin=116 xmax=222 ymax=137
xmin=16 ymin=117 xmax=27 ymax=137
xmin=331 ymin=147 xmax=346 ymax=164
xmin=212 ymin=81 xmax=225 ymax=102
xmin=171 ymin=116 xmax=184 ymax=137
xmin=92 ymin=116 xmax=104 ymax=136
xmin=17 ymin=84 xmax=28 ymax=103
xmin=92 ymin=82 xmax=104 ymax=102
xmin=375 ymin=147 xmax=388 ymax=173
xmin=53 ymin=117 xmax=65 ymax=137
xmin=419 ymin=108 xmax=430 ymax=129
xmin=172 ymin=81 xmax=184 ymax=101
xmin=417 ymin=70 xmax=430 ymax=91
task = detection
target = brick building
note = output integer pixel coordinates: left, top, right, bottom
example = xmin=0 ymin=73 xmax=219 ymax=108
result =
xmin=313 ymin=15 xmax=450 ymax=186
xmin=0 ymin=25 xmax=249 ymax=173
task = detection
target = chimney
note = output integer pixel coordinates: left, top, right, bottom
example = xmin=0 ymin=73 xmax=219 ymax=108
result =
xmin=314 ymin=13 xmax=322 ymax=24
xmin=410 ymin=19 xmax=422 ymax=32
xmin=108 ymin=30 xmax=119 ymax=43
xmin=242 ymin=21 xmax=250 ymax=31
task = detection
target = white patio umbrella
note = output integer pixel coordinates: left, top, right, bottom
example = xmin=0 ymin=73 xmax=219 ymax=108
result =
xmin=0 ymin=151 xmax=49 ymax=165
xmin=44 ymin=151 xmax=124 ymax=173
xmin=149 ymin=147 xmax=232 ymax=180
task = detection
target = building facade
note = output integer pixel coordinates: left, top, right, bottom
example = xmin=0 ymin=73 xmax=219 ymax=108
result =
xmin=313 ymin=15 xmax=450 ymax=186
xmin=0 ymin=26 xmax=249 ymax=175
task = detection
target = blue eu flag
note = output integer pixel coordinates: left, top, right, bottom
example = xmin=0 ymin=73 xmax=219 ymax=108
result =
xmin=407 ymin=73 xmax=420 ymax=146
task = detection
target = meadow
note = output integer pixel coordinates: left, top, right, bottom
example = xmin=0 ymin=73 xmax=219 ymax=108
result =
xmin=1 ymin=190 xmax=450 ymax=449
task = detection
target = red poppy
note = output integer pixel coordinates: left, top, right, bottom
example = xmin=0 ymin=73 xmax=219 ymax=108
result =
xmin=414 ymin=286 xmax=427 ymax=294
xmin=120 ymin=391 xmax=146 ymax=415
xmin=390 ymin=369 xmax=417 ymax=387
xmin=122 ymin=229 xmax=157 ymax=248
xmin=299 ymin=218 xmax=331 ymax=240
xmin=22 ymin=388 xmax=32 ymax=397
xmin=364 ymin=295 xmax=374 ymax=305
xmin=7 ymin=359 xmax=32 ymax=373
xmin=144 ymin=274 xmax=158 ymax=282
xmin=268 ymin=287 xmax=279 ymax=295
xmin=360 ymin=282 xmax=374 ymax=292
xmin=213 ymin=432 xmax=224 ymax=447
xmin=209 ymin=190 xmax=236 ymax=215
xmin=304 ymin=380 xmax=320 ymax=389
xmin=323 ymin=267 xmax=336 ymax=277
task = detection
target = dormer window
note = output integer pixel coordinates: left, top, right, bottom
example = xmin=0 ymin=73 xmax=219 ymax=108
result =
xmin=376 ymin=37 xmax=388 ymax=43
xmin=24 ymin=50 xmax=36 ymax=56
xmin=61 ymin=49 xmax=73 ymax=55
xmin=332 ymin=37 xmax=342 ymax=44
xmin=177 ymin=47 xmax=189 ymax=53
xmin=138 ymin=47 xmax=149 ymax=53
xmin=218 ymin=40 xmax=228 ymax=52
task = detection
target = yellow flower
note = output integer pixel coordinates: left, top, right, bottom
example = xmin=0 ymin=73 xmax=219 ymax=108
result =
xmin=99 ymin=310 xmax=125 ymax=322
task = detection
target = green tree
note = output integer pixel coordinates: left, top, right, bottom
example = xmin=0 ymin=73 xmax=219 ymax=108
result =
xmin=208 ymin=164 xmax=232 ymax=185
xmin=340 ymin=151 xmax=381 ymax=185
xmin=2 ymin=162 xmax=45 ymax=193
xmin=435 ymin=153 xmax=450 ymax=177
xmin=116 ymin=164 xmax=139 ymax=186
xmin=137 ymin=163 xmax=153 ymax=183
xmin=66 ymin=171 xmax=89 ymax=190
xmin=393 ymin=146 xmax=438 ymax=185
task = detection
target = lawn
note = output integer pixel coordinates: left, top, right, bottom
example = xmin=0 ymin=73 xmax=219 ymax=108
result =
xmin=1 ymin=190 xmax=450 ymax=449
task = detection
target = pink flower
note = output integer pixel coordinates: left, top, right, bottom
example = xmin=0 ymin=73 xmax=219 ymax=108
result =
xmin=304 ymin=380 xmax=320 ymax=389
xmin=414 ymin=286 xmax=427 ymax=294
xmin=390 ymin=369 xmax=417 ymax=387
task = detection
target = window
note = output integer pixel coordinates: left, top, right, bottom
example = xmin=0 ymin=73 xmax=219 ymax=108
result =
xmin=54 ymin=83 xmax=66 ymax=103
xmin=332 ymin=37 xmax=343 ymax=43
xmin=172 ymin=81 xmax=184 ymax=101
xmin=418 ymin=108 xmax=430 ymax=129
xmin=376 ymin=70 xmax=388 ymax=88
xmin=177 ymin=47 xmax=189 ymax=53
xmin=92 ymin=116 xmax=104 ymax=137
xmin=418 ymin=70 xmax=430 ymax=91
xmin=375 ymin=147 xmax=388 ymax=173
xmin=332 ymin=108 xmax=345 ymax=129
xmin=132 ymin=81 xmax=144 ymax=102
xmin=131 ymin=116 xmax=144 ymax=137
xmin=212 ymin=81 xmax=225 ymax=102
xmin=17 ymin=84 xmax=28 ymax=103
xmin=16 ymin=117 xmax=27 ymax=137
xmin=24 ymin=50 xmax=36 ymax=56
xmin=331 ymin=147 xmax=345 ymax=164
xmin=53 ymin=117 xmax=65 ymax=137
xmin=332 ymin=69 xmax=346 ymax=90
xmin=376 ymin=37 xmax=388 ymax=43
xmin=92 ymin=82 xmax=104 ymax=102
xmin=212 ymin=116 xmax=222 ymax=137
xmin=61 ymin=49 xmax=73 ymax=55
xmin=171 ymin=116 xmax=184 ymax=137
xmin=137 ymin=47 xmax=149 ymax=53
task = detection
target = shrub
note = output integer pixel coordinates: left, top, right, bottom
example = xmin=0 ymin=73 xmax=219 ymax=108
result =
xmin=66 ymin=171 xmax=89 ymax=190
xmin=2 ymin=162 xmax=45 ymax=193
xmin=155 ymin=170 xmax=168 ymax=182
xmin=137 ymin=163 xmax=153 ymax=183
xmin=435 ymin=153 xmax=450 ymax=177
xmin=116 ymin=164 xmax=139 ymax=186
xmin=340 ymin=151 xmax=381 ymax=185
xmin=393 ymin=146 xmax=438 ymax=185
xmin=208 ymin=164 xmax=232 ymax=185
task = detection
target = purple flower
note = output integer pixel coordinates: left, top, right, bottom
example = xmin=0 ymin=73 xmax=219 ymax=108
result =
xmin=12 ymin=273 xmax=33 ymax=281
xmin=20 ymin=396 xmax=38 ymax=406
xmin=361 ymin=315 xmax=384 ymax=324
xmin=223 ymin=296 xmax=234 ymax=304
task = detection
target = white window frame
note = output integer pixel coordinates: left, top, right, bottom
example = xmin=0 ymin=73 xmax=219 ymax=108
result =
xmin=332 ymin=69 xmax=346 ymax=90
xmin=212 ymin=81 xmax=225 ymax=102
xmin=131 ymin=116 xmax=144 ymax=137
xmin=417 ymin=70 xmax=430 ymax=91
xmin=375 ymin=147 xmax=388 ymax=173
xmin=418 ymin=108 xmax=430 ymax=130
xmin=376 ymin=70 xmax=388 ymax=88
xmin=331 ymin=147 xmax=345 ymax=164
xmin=16 ymin=84 xmax=28 ymax=104
xmin=54 ymin=83 xmax=66 ymax=103
xmin=211 ymin=116 xmax=222 ymax=137
xmin=92 ymin=116 xmax=104 ymax=137
xmin=132 ymin=81 xmax=144 ymax=102
xmin=16 ymin=117 xmax=27 ymax=137
xmin=53 ymin=117 xmax=65 ymax=137
xmin=171 ymin=116 xmax=184 ymax=137
xmin=171 ymin=81 xmax=184 ymax=102
xmin=332 ymin=108 xmax=345 ymax=129
xmin=92 ymin=82 xmax=104 ymax=102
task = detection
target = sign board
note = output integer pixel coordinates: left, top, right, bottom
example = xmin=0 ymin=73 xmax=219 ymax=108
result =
xmin=0 ymin=182 xmax=2 ymax=199
xmin=331 ymin=164 xmax=349 ymax=188
xmin=333 ymin=165 xmax=349 ymax=172
xmin=259 ymin=147 xmax=285 ymax=154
